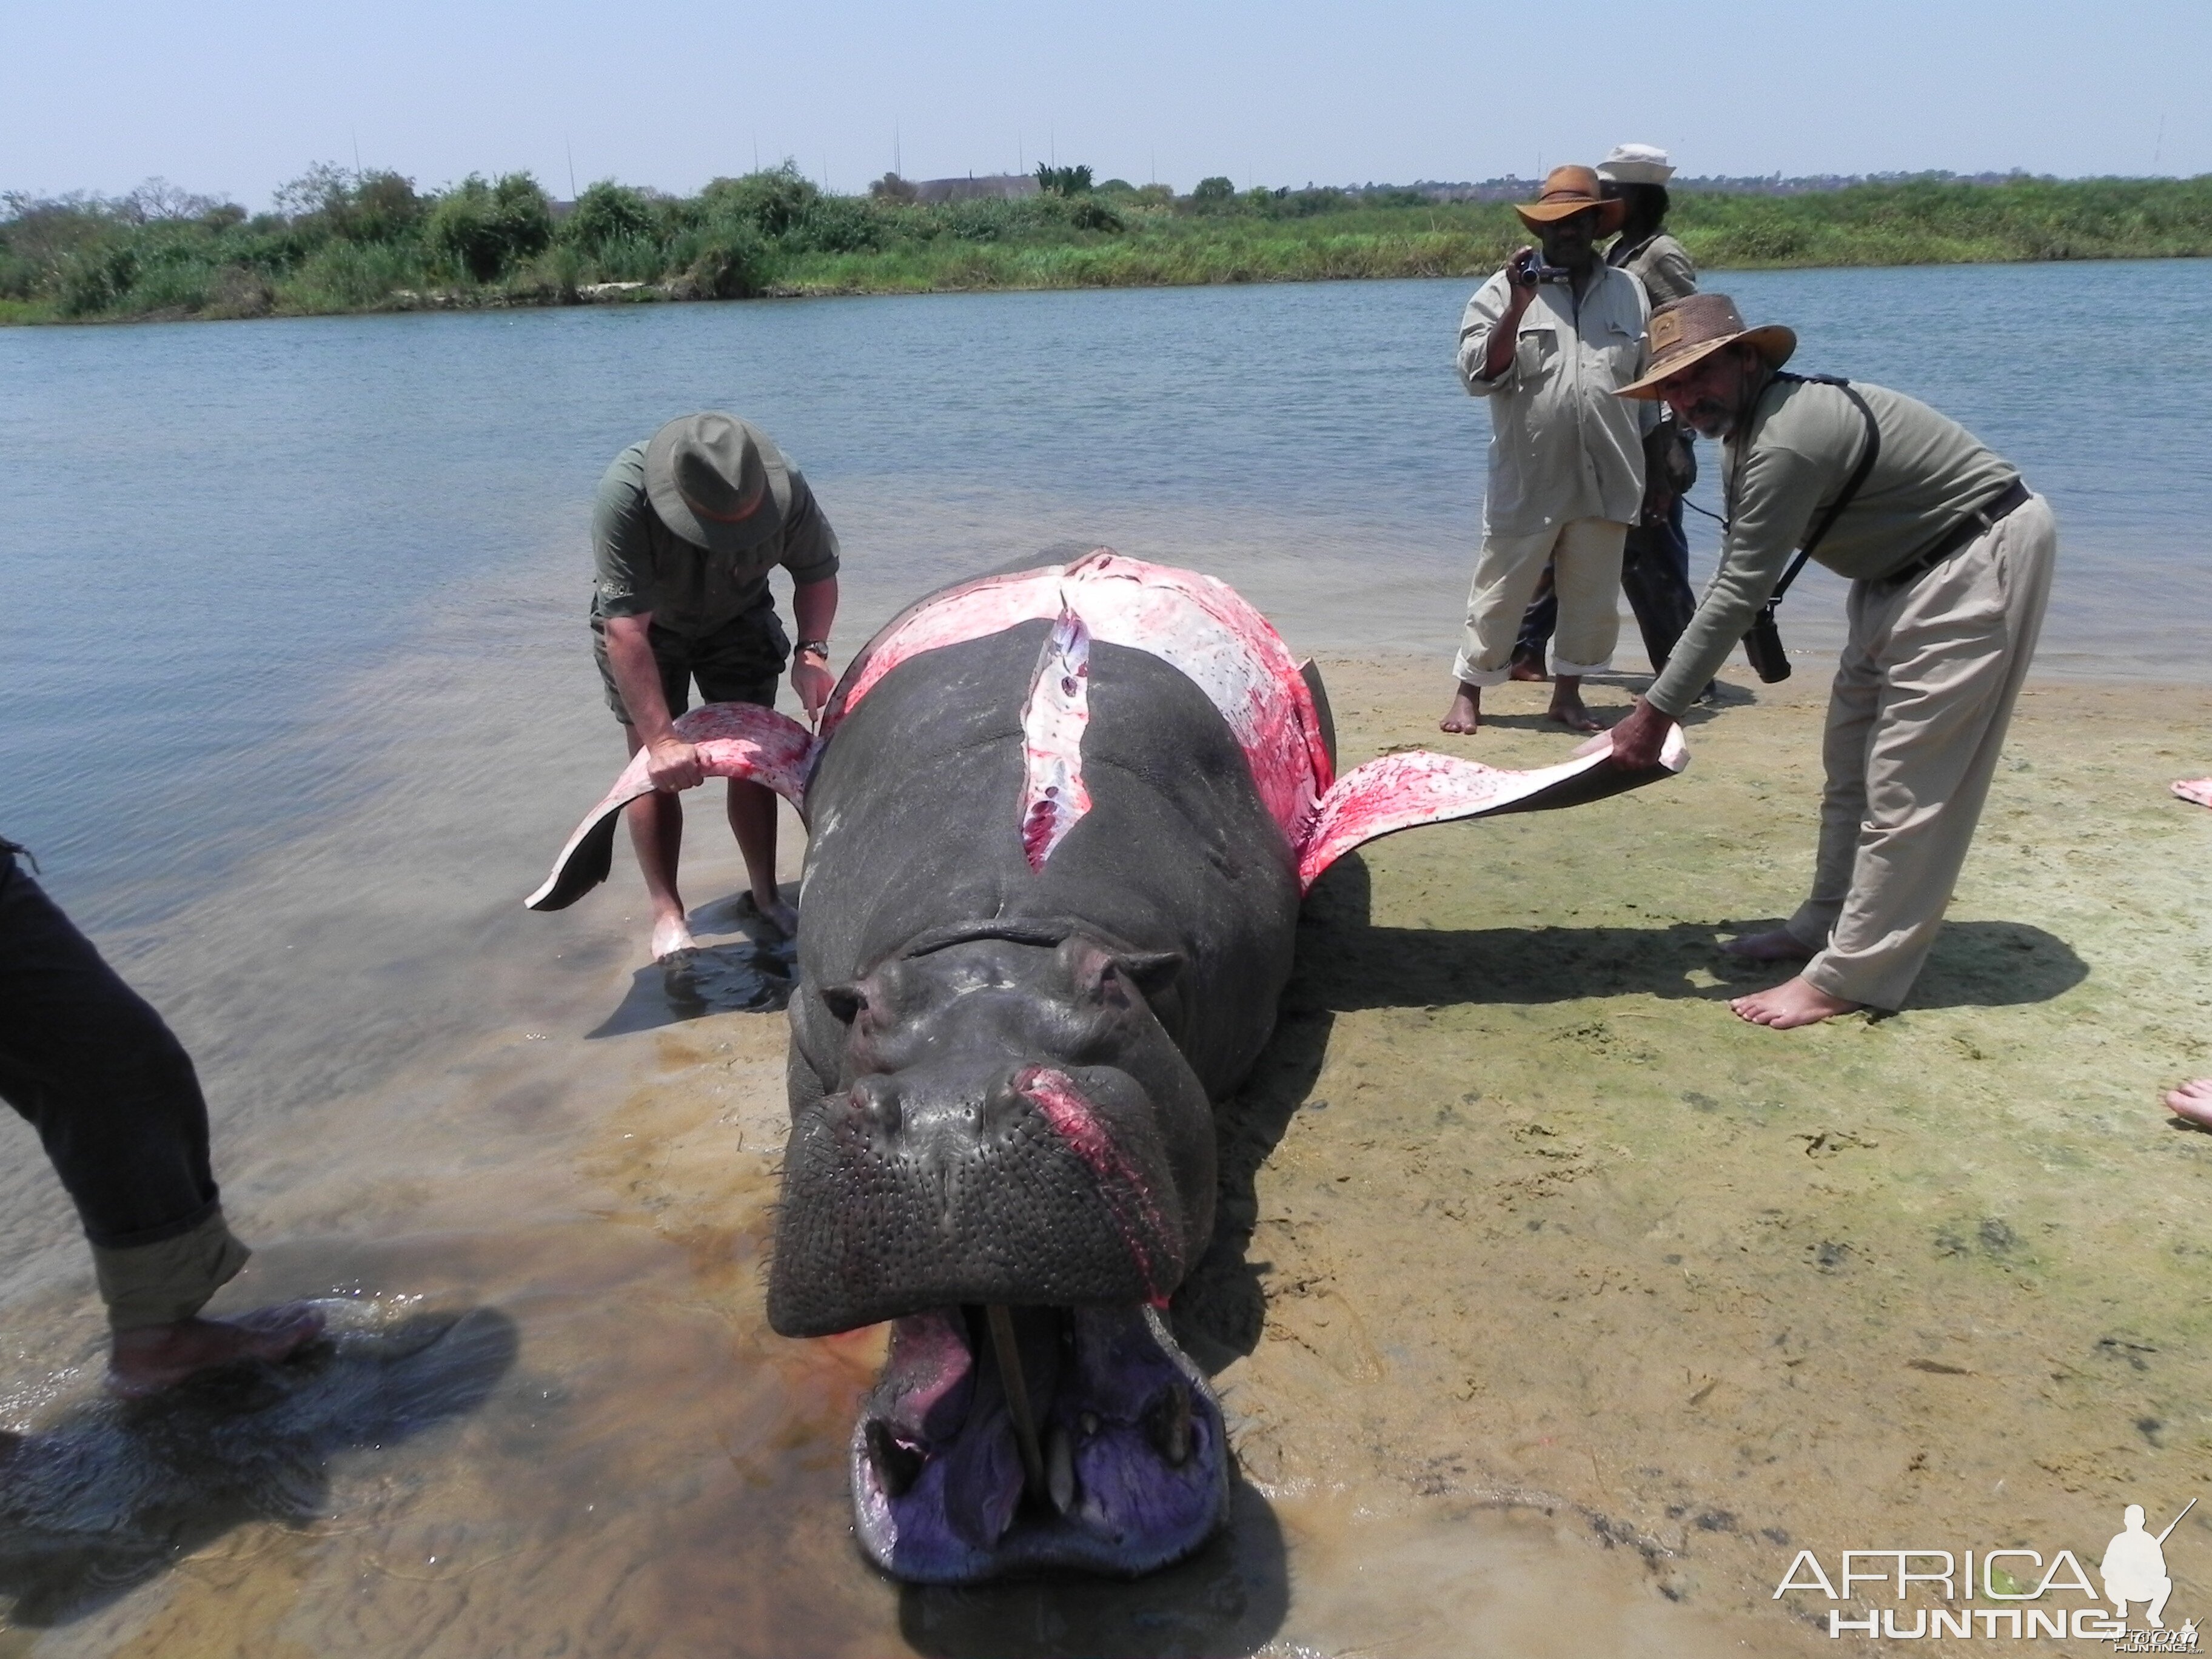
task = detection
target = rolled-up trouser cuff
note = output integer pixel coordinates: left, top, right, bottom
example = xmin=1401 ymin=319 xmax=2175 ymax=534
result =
xmin=92 ymin=1209 xmax=250 ymax=1330
xmin=1799 ymin=951 xmax=1902 ymax=1015
xmin=1452 ymin=655 xmax=1515 ymax=688
xmin=1549 ymin=654 xmax=1615 ymax=677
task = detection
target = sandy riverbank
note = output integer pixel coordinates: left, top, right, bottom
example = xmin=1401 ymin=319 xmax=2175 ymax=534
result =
xmin=4 ymin=658 xmax=2208 ymax=1657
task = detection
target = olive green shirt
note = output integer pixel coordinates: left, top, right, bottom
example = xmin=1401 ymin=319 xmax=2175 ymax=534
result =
xmin=1457 ymin=265 xmax=1656 ymax=537
xmin=1644 ymin=377 xmax=2022 ymax=717
xmin=591 ymin=442 xmax=840 ymax=638
xmin=1609 ymin=230 xmax=1697 ymax=307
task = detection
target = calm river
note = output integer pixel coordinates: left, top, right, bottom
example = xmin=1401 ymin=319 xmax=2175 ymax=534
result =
xmin=0 ymin=261 xmax=2207 ymax=1655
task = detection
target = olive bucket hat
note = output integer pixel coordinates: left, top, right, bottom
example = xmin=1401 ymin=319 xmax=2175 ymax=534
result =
xmin=1513 ymin=165 xmax=1628 ymax=235
xmin=1614 ymin=292 xmax=1798 ymax=400
xmin=644 ymin=412 xmax=793 ymax=552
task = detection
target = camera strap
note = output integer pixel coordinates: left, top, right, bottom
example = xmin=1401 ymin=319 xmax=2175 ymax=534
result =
xmin=1734 ymin=372 xmax=1882 ymax=608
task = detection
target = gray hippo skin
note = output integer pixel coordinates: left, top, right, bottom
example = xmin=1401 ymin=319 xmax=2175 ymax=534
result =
xmin=529 ymin=551 xmax=1685 ymax=1583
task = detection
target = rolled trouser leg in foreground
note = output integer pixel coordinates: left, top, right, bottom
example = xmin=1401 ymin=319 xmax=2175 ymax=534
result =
xmin=1453 ymin=523 xmax=1569 ymax=687
xmin=1546 ymin=517 xmax=1629 ymax=678
xmin=1799 ymin=497 xmax=2057 ymax=1010
xmin=1785 ymin=628 xmax=1882 ymax=955
xmin=0 ymin=854 xmax=247 ymax=1329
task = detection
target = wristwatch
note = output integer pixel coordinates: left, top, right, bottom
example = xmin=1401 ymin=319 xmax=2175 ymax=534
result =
xmin=796 ymin=639 xmax=832 ymax=661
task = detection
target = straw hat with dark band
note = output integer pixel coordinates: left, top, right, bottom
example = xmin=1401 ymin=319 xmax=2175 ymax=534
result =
xmin=1615 ymin=292 xmax=1798 ymax=400
xmin=1513 ymin=165 xmax=1627 ymax=235
xmin=644 ymin=412 xmax=793 ymax=552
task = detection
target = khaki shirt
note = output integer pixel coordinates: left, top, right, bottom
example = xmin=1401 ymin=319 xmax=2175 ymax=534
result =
xmin=1609 ymin=230 xmax=1696 ymax=307
xmin=1457 ymin=266 xmax=1654 ymax=537
xmin=1645 ymin=377 xmax=2023 ymax=716
xmin=591 ymin=442 xmax=840 ymax=638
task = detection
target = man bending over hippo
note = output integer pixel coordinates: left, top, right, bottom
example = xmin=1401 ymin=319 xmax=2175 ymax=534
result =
xmin=0 ymin=840 xmax=323 ymax=1399
xmin=591 ymin=413 xmax=840 ymax=956
xmin=1606 ymin=294 xmax=2056 ymax=1029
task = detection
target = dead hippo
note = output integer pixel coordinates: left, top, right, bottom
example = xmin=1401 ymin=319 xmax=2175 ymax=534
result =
xmin=529 ymin=551 xmax=1683 ymax=1583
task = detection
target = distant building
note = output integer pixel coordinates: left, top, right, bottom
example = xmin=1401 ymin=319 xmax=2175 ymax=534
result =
xmin=911 ymin=173 xmax=1039 ymax=205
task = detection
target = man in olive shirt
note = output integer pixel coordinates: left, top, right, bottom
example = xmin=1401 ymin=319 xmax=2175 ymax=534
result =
xmin=592 ymin=412 xmax=840 ymax=958
xmin=1607 ymin=294 xmax=2056 ymax=1028
xmin=1441 ymin=165 xmax=1653 ymax=735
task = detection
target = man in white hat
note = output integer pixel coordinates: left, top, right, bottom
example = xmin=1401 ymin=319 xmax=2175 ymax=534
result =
xmin=591 ymin=412 xmax=842 ymax=958
xmin=1606 ymin=294 xmax=2056 ymax=1028
xmin=1440 ymin=165 xmax=1655 ymax=736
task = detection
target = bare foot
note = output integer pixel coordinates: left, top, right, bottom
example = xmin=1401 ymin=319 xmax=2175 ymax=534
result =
xmin=1547 ymin=694 xmax=1601 ymax=733
xmin=107 ymin=1304 xmax=326 ymax=1398
xmin=1508 ymin=653 xmax=1550 ymax=683
xmin=1722 ymin=928 xmax=1817 ymax=964
xmin=1439 ymin=684 xmax=1481 ymax=734
xmin=2174 ymin=777 xmax=2212 ymax=808
xmin=751 ymin=890 xmax=799 ymax=939
xmin=1729 ymin=976 xmax=1863 ymax=1030
xmin=650 ymin=912 xmax=699 ymax=961
xmin=2168 ymin=1079 xmax=2212 ymax=1127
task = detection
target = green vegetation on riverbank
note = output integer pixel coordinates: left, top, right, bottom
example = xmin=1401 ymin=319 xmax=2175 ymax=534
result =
xmin=5 ymin=166 xmax=2210 ymax=324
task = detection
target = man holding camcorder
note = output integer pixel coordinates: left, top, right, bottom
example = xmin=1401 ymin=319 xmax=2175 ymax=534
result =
xmin=1440 ymin=165 xmax=1654 ymax=736
xmin=1606 ymin=293 xmax=2057 ymax=1029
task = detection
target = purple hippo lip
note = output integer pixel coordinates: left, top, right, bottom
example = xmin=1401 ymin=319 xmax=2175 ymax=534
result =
xmin=850 ymin=1302 xmax=1228 ymax=1583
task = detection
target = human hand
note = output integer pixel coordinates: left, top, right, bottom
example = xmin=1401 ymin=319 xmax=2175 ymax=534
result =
xmin=1503 ymin=245 xmax=1540 ymax=301
xmin=645 ymin=736 xmax=704 ymax=792
xmin=791 ymin=658 xmax=834 ymax=728
xmin=1606 ymin=697 xmax=1676 ymax=772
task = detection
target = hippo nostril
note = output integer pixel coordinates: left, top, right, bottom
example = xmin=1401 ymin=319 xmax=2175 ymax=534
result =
xmin=980 ymin=1072 xmax=1028 ymax=1134
xmin=851 ymin=1079 xmax=902 ymax=1134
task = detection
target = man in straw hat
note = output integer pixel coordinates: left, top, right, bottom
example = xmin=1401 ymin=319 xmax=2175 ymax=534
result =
xmin=1441 ymin=164 xmax=1656 ymax=736
xmin=1606 ymin=293 xmax=2056 ymax=1028
xmin=1510 ymin=142 xmax=1704 ymax=691
xmin=591 ymin=412 xmax=841 ymax=958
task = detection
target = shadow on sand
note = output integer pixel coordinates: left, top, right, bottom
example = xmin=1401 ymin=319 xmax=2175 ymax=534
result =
xmin=1173 ymin=853 xmax=2089 ymax=1373
xmin=586 ymin=892 xmax=799 ymax=1038
xmin=0 ymin=1302 xmax=517 ymax=1627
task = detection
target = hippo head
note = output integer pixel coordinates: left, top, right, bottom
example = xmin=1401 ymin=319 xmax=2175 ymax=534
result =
xmin=768 ymin=934 xmax=1228 ymax=1581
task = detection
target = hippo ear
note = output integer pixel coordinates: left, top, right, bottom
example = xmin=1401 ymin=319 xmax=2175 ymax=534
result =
xmin=1113 ymin=951 xmax=1184 ymax=997
xmin=820 ymin=983 xmax=866 ymax=1024
xmin=1061 ymin=938 xmax=1183 ymax=1004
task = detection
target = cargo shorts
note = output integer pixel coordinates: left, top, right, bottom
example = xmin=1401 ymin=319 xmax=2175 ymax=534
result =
xmin=592 ymin=603 xmax=789 ymax=724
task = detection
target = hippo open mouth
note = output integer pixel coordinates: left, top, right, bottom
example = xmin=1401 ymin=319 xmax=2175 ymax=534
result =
xmin=851 ymin=1301 xmax=1227 ymax=1583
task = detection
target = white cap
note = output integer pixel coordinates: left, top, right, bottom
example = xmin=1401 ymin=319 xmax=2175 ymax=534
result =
xmin=1597 ymin=142 xmax=1674 ymax=185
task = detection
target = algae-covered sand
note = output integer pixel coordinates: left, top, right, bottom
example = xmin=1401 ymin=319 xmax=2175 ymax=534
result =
xmin=6 ymin=660 xmax=2210 ymax=1657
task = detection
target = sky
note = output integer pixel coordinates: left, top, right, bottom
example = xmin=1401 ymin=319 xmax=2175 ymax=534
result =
xmin=4 ymin=0 xmax=2206 ymax=209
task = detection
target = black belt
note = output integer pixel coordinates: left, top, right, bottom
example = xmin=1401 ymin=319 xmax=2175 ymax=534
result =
xmin=1872 ymin=478 xmax=2033 ymax=592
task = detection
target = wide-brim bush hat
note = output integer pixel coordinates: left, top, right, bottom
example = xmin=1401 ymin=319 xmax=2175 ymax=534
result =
xmin=1615 ymin=293 xmax=1798 ymax=400
xmin=644 ymin=412 xmax=791 ymax=552
xmin=1513 ymin=167 xmax=1637 ymax=235
xmin=1597 ymin=143 xmax=1675 ymax=186
xmin=1514 ymin=166 xmax=1628 ymax=234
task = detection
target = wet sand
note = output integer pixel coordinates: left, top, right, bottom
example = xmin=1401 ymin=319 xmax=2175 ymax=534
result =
xmin=3 ymin=651 xmax=2210 ymax=1656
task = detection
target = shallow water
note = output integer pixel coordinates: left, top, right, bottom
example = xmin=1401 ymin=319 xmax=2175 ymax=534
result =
xmin=1 ymin=263 xmax=2209 ymax=1653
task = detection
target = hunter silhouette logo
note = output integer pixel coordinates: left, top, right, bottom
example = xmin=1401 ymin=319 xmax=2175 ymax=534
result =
xmin=1771 ymin=1496 xmax=2200 ymax=1643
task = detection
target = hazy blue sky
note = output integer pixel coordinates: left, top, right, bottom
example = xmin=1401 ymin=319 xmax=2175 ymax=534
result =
xmin=5 ymin=1 xmax=2204 ymax=207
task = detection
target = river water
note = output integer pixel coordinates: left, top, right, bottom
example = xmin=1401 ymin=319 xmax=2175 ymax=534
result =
xmin=1 ymin=261 xmax=2208 ymax=1655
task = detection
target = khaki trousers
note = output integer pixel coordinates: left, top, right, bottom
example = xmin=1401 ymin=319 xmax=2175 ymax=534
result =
xmin=1788 ymin=495 xmax=2057 ymax=1010
xmin=1454 ymin=517 xmax=1626 ymax=686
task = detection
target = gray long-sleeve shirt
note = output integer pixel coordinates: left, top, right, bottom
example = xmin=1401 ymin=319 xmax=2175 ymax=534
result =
xmin=1644 ymin=376 xmax=2022 ymax=717
xmin=1457 ymin=266 xmax=1655 ymax=537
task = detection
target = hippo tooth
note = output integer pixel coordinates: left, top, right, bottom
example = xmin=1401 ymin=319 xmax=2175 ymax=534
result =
xmin=1047 ymin=1424 xmax=1078 ymax=1515
xmin=865 ymin=1418 xmax=925 ymax=1499
xmin=1144 ymin=1380 xmax=1193 ymax=1468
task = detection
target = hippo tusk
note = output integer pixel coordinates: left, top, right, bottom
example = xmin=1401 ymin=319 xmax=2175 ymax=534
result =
xmin=985 ymin=1304 xmax=1048 ymax=1504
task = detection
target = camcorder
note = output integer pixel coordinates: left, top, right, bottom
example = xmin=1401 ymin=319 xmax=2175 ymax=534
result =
xmin=1512 ymin=250 xmax=1575 ymax=285
xmin=1741 ymin=600 xmax=1792 ymax=682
